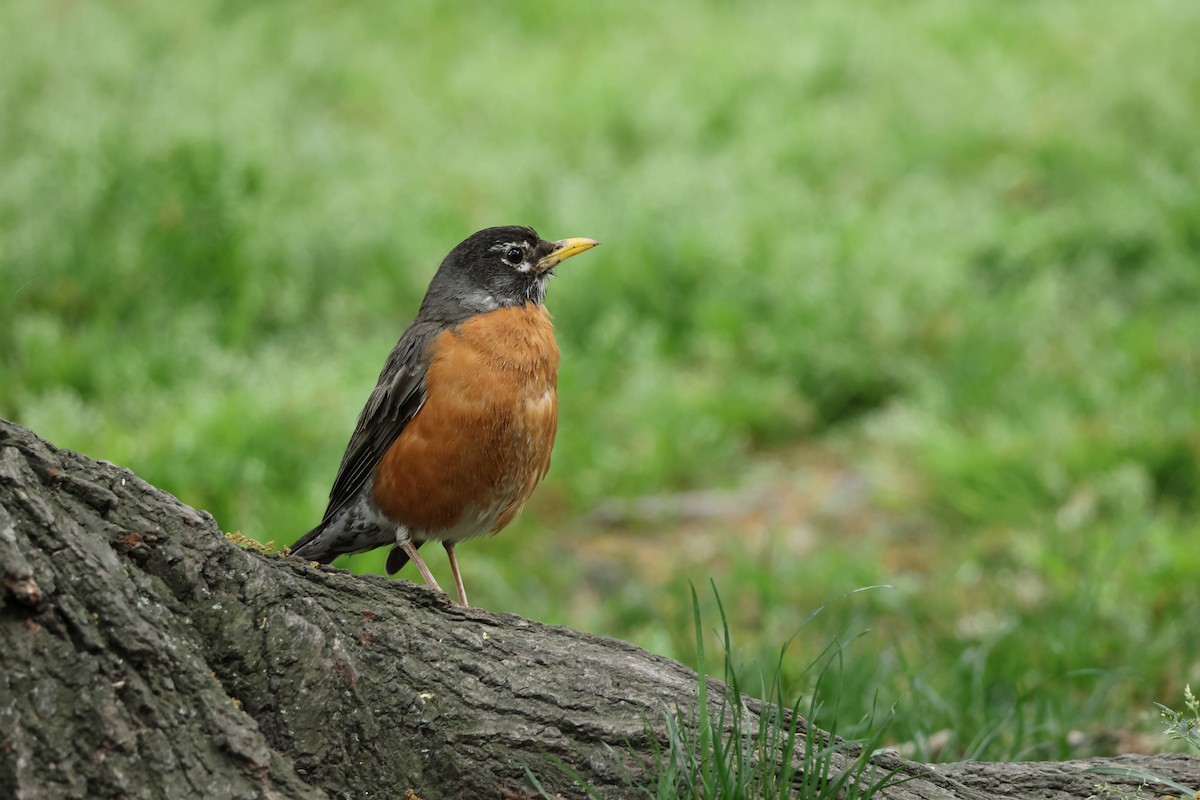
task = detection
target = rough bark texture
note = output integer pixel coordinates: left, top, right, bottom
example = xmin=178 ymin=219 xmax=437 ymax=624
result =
xmin=1 ymin=416 xmax=1196 ymax=799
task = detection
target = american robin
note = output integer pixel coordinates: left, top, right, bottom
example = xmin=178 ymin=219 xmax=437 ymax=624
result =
xmin=290 ymin=226 xmax=599 ymax=607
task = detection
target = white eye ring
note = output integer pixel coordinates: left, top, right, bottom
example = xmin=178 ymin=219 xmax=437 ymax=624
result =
xmin=503 ymin=246 xmax=524 ymax=265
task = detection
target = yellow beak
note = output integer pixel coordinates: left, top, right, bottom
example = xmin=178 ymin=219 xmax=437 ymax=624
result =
xmin=536 ymin=237 xmax=600 ymax=273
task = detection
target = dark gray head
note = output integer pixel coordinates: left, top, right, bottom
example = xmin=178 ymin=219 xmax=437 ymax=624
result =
xmin=418 ymin=226 xmax=599 ymax=323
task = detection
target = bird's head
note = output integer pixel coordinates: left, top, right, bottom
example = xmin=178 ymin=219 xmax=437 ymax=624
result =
xmin=423 ymin=226 xmax=599 ymax=318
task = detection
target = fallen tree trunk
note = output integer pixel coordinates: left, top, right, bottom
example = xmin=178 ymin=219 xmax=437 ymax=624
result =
xmin=0 ymin=416 xmax=1196 ymax=799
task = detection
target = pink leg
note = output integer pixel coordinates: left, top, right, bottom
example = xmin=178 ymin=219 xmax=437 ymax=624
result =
xmin=444 ymin=543 xmax=469 ymax=607
xmin=401 ymin=541 xmax=443 ymax=595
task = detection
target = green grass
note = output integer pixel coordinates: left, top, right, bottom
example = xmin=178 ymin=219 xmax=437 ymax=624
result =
xmin=1088 ymin=686 xmax=1200 ymax=798
xmin=533 ymin=584 xmax=902 ymax=799
xmin=3 ymin=0 xmax=1199 ymax=767
xmin=1159 ymin=686 xmax=1200 ymax=754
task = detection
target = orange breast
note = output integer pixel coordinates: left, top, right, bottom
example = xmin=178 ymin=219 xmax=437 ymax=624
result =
xmin=371 ymin=304 xmax=559 ymax=539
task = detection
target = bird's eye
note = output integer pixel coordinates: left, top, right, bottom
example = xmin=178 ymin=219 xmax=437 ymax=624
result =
xmin=503 ymin=247 xmax=523 ymax=265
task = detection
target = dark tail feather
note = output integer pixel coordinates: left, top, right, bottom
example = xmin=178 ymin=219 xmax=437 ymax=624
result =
xmin=289 ymin=523 xmax=334 ymax=563
xmin=385 ymin=540 xmax=424 ymax=575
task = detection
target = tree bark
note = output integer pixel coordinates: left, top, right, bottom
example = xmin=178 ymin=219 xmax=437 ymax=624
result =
xmin=1 ymin=416 xmax=1196 ymax=800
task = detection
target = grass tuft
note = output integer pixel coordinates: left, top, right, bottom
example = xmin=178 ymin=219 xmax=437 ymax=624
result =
xmin=1089 ymin=686 xmax=1200 ymax=799
xmin=538 ymin=583 xmax=903 ymax=799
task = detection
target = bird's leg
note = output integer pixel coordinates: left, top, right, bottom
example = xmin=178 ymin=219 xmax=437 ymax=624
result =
xmin=444 ymin=543 xmax=469 ymax=607
xmin=401 ymin=541 xmax=444 ymax=595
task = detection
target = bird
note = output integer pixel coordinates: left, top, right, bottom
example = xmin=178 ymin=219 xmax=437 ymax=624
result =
xmin=289 ymin=226 xmax=599 ymax=607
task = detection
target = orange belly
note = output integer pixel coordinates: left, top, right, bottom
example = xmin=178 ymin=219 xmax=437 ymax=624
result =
xmin=371 ymin=304 xmax=559 ymax=540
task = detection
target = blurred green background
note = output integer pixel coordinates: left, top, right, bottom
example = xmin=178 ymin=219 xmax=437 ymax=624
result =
xmin=3 ymin=0 xmax=1198 ymax=762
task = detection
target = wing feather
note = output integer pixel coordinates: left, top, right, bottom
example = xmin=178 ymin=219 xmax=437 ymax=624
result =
xmin=318 ymin=323 xmax=442 ymax=525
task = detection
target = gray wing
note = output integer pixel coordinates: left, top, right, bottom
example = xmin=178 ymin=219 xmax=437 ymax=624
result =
xmin=318 ymin=323 xmax=441 ymax=526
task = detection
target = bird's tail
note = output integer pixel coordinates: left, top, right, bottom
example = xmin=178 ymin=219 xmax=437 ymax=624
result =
xmin=385 ymin=541 xmax=423 ymax=575
xmin=288 ymin=523 xmax=335 ymax=564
